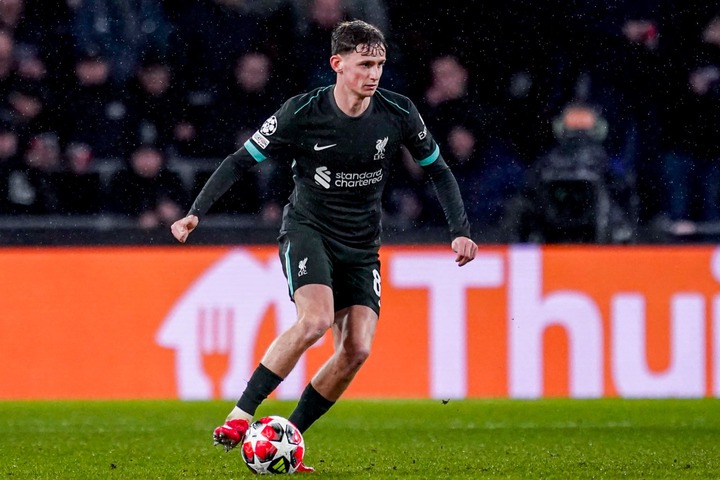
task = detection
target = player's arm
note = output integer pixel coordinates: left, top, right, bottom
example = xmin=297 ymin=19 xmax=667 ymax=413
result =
xmin=188 ymin=149 xmax=255 ymax=218
xmin=420 ymin=153 xmax=477 ymax=266
xmin=397 ymin=95 xmax=477 ymax=265
xmin=170 ymin=148 xmax=257 ymax=243
xmin=172 ymin=104 xmax=296 ymax=243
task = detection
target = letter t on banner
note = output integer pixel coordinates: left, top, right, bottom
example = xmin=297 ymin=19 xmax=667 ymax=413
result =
xmin=391 ymin=253 xmax=504 ymax=399
xmin=508 ymin=246 xmax=604 ymax=398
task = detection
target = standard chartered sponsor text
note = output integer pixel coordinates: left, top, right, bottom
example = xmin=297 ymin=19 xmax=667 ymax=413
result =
xmin=335 ymin=169 xmax=383 ymax=187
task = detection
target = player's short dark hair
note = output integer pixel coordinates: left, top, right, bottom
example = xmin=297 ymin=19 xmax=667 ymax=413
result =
xmin=331 ymin=20 xmax=386 ymax=56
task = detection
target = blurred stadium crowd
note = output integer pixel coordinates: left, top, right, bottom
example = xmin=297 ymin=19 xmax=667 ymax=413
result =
xmin=0 ymin=0 xmax=718 ymax=243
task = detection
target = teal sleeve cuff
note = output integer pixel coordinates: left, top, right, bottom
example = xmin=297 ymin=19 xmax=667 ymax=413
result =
xmin=244 ymin=139 xmax=267 ymax=162
xmin=417 ymin=144 xmax=440 ymax=166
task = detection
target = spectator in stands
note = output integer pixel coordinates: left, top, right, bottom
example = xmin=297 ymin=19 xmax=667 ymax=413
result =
xmin=0 ymin=0 xmax=49 ymax=88
xmin=0 ymin=0 xmax=23 ymax=32
xmin=6 ymin=78 xmax=54 ymax=147
xmin=0 ymin=0 xmax=53 ymax=88
xmin=413 ymin=54 xmax=523 ymax=227
xmin=0 ymin=118 xmax=21 ymax=213
xmin=4 ymin=0 xmax=75 ymax=93
xmin=164 ymin=0 xmax=271 ymax=93
xmin=15 ymin=43 xmax=45 ymax=84
xmin=107 ymin=144 xmax=187 ymax=228
xmin=0 ymin=117 xmax=18 ymax=163
xmin=0 ymin=29 xmax=18 ymax=109
xmin=59 ymin=49 xmax=130 ymax=158
xmin=386 ymin=55 xmax=471 ymax=229
xmin=2 ymin=132 xmax=60 ymax=215
xmin=382 ymin=148 xmax=427 ymax=231
xmin=124 ymin=52 xmax=188 ymax=153
xmin=54 ymin=142 xmax=103 ymax=215
xmin=291 ymin=0 xmax=350 ymax=90
xmin=288 ymin=0 xmax=397 ymax=92
xmin=445 ymin=125 xmax=524 ymax=227
xmin=213 ymin=51 xmax=282 ymax=153
xmin=161 ymin=0 xmax=282 ymax=157
xmin=72 ymin=0 xmax=173 ymax=84
xmin=420 ymin=55 xmax=484 ymax=145
xmin=553 ymin=1 xmax=671 ymax=224
xmin=290 ymin=0 xmax=388 ymax=37
xmin=0 ymin=5 xmax=67 ymax=144
xmin=154 ymin=0 xmax=230 ymax=158
xmin=660 ymin=14 xmax=720 ymax=234
xmin=204 ymin=49 xmax=287 ymax=220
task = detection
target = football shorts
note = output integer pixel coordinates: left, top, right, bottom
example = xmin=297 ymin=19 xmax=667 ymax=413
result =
xmin=278 ymin=226 xmax=381 ymax=315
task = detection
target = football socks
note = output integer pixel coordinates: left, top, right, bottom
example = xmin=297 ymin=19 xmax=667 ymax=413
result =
xmin=236 ymin=363 xmax=284 ymax=415
xmin=288 ymin=382 xmax=336 ymax=433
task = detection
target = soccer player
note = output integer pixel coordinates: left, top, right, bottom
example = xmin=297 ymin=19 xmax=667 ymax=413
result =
xmin=171 ymin=20 xmax=477 ymax=472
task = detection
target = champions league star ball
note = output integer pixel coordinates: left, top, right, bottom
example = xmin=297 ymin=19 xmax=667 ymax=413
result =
xmin=241 ymin=416 xmax=305 ymax=474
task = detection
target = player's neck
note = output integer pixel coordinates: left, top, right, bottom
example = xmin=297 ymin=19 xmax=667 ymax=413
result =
xmin=333 ymin=85 xmax=371 ymax=117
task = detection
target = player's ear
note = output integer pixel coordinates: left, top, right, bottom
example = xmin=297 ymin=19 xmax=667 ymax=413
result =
xmin=330 ymin=54 xmax=343 ymax=73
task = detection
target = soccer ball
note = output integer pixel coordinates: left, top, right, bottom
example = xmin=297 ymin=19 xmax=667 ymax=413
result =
xmin=241 ymin=416 xmax=305 ymax=474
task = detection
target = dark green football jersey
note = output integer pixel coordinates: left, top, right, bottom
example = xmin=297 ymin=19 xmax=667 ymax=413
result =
xmin=189 ymin=85 xmax=470 ymax=246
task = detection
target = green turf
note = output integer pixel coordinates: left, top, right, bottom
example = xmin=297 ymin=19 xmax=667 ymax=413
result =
xmin=0 ymin=399 xmax=718 ymax=479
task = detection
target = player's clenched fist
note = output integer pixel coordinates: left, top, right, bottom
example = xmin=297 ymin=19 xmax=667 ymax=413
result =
xmin=451 ymin=236 xmax=477 ymax=267
xmin=171 ymin=215 xmax=199 ymax=243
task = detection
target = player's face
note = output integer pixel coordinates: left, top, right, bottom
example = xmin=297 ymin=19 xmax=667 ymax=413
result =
xmin=335 ymin=44 xmax=386 ymax=98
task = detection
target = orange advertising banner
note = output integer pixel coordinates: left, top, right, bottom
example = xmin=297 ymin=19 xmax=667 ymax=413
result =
xmin=0 ymin=245 xmax=718 ymax=400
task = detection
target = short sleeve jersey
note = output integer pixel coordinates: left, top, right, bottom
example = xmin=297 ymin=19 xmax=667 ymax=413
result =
xmin=242 ymin=85 xmax=439 ymax=246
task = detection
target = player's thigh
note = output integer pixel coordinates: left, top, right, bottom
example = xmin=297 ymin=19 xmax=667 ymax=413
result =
xmin=331 ymin=243 xmax=382 ymax=316
xmin=294 ymin=283 xmax=335 ymax=329
xmin=278 ymin=229 xmax=332 ymax=300
xmin=333 ymin=305 xmax=379 ymax=352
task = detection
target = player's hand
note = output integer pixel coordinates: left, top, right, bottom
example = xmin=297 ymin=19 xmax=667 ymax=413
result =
xmin=171 ymin=215 xmax=199 ymax=243
xmin=451 ymin=236 xmax=477 ymax=267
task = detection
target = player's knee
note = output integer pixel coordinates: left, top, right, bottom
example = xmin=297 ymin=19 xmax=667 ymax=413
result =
xmin=297 ymin=315 xmax=332 ymax=345
xmin=352 ymin=348 xmax=370 ymax=368
xmin=342 ymin=342 xmax=371 ymax=370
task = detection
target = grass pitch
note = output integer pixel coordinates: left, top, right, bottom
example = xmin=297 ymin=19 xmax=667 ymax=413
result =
xmin=0 ymin=399 xmax=718 ymax=479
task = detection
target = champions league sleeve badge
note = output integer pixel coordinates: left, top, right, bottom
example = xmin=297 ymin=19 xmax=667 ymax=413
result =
xmin=260 ymin=116 xmax=278 ymax=136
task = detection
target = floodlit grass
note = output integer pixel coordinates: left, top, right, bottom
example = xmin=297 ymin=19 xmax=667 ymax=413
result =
xmin=0 ymin=399 xmax=718 ymax=479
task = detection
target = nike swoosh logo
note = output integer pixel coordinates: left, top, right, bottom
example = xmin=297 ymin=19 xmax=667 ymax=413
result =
xmin=313 ymin=143 xmax=337 ymax=151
